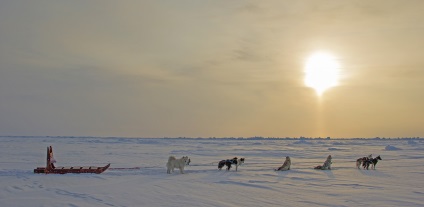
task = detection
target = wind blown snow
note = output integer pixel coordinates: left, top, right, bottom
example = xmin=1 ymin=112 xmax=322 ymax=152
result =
xmin=0 ymin=137 xmax=423 ymax=207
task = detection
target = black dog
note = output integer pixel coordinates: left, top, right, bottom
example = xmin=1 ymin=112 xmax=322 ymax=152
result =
xmin=363 ymin=155 xmax=382 ymax=170
xmin=218 ymin=157 xmax=245 ymax=171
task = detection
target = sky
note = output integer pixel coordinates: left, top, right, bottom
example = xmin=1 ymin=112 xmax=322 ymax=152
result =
xmin=1 ymin=0 xmax=424 ymax=138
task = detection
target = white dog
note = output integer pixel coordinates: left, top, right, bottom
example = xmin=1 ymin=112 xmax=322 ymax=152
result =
xmin=275 ymin=156 xmax=291 ymax=171
xmin=166 ymin=156 xmax=190 ymax=174
xmin=314 ymin=155 xmax=332 ymax=170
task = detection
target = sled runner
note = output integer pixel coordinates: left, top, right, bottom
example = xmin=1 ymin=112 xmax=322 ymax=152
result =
xmin=34 ymin=146 xmax=110 ymax=174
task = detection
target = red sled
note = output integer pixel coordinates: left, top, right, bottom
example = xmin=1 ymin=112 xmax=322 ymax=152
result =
xmin=34 ymin=146 xmax=110 ymax=174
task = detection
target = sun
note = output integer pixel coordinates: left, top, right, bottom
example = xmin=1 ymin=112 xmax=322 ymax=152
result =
xmin=304 ymin=52 xmax=340 ymax=96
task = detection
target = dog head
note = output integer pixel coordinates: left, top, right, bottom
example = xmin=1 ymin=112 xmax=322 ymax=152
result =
xmin=285 ymin=156 xmax=291 ymax=162
xmin=182 ymin=156 xmax=190 ymax=165
xmin=239 ymin=158 xmax=245 ymax=164
xmin=327 ymin=155 xmax=332 ymax=161
xmin=376 ymin=155 xmax=382 ymax=160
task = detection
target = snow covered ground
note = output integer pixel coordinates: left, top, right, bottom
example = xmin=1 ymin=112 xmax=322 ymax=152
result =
xmin=0 ymin=136 xmax=423 ymax=207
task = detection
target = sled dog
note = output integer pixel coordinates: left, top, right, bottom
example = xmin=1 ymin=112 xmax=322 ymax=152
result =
xmin=275 ymin=156 xmax=291 ymax=171
xmin=363 ymin=155 xmax=382 ymax=170
xmin=314 ymin=155 xmax=332 ymax=170
xmin=356 ymin=154 xmax=372 ymax=169
xmin=166 ymin=156 xmax=190 ymax=174
xmin=218 ymin=157 xmax=245 ymax=171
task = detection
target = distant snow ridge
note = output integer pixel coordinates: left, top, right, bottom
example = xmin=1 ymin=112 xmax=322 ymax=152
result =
xmin=293 ymin=139 xmax=313 ymax=144
xmin=407 ymin=140 xmax=417 ymax=145
xmin=332 ymin=142 xmax=345 ymax=145
xmin=328 ymin=147 xmax=348 ymax=151
xmin=385 ymin=145 xmax=401 ymax=151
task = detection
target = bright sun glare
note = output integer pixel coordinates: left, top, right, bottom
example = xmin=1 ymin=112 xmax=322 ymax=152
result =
xmin=304 ymin=52 xmax=340 ymax=96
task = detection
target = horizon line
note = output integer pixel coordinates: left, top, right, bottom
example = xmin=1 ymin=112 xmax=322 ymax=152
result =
xmin=0 ymin=135 xmax=422 ymax=140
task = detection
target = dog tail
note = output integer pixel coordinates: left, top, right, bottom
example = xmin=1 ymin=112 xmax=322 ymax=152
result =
xmin=168 ymin=156 xmax=176 ymax=162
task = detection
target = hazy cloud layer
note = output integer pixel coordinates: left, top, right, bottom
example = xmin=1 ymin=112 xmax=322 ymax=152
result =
xmin=1 ymin=1 xmax=423 ymax=138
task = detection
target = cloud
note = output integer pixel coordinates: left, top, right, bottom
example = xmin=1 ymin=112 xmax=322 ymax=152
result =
xmin=1 ymin=1 xmax=424 ymax=137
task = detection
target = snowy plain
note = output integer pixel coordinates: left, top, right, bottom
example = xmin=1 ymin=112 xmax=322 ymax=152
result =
xmin=0 ymin=136 xmax=423 ymax=207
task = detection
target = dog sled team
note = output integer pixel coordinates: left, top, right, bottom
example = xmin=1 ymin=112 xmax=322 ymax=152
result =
xmin=218 ymin=157 xmax=245 ymax=171
xmin=166 ymin=156 xmax=245 ymax=174
xmin=356 ymin=154 xmax=382 ymax=170
xmin=166 ymin=154 xmax=382 ymax=174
